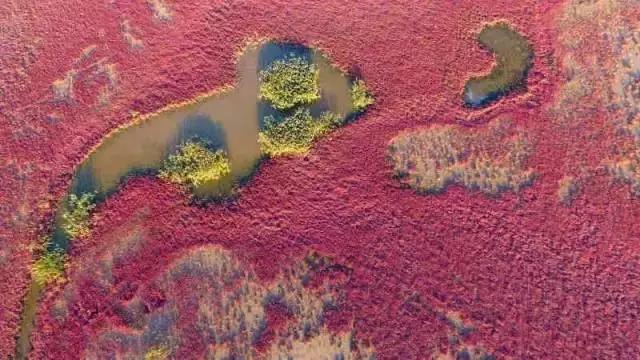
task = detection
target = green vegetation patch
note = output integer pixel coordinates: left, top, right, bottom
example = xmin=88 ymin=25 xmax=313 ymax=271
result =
xmin=388 ymin=124 xmax=535 ymax=195
xmin=159 ymin=141 xmax=231 ymax=188
xmin=259 ymin=108 xmax=343 ymax=157
xmin=259 ymin=57 xmax=320 ymax=110
xmin=464 ymin=21 xmax=533 ymax=107
xmin=144 ymin=346 xmax=170 ymax=360
xmin=61 ymin=192 xmax=96 ymax=239
xmin=31 ymin=250 xmax=67 ymax=286
xmin=351 ymin=79 xmax=374 ymax=113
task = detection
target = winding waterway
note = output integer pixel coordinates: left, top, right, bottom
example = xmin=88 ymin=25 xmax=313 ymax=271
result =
xmin=15 ymin=40 xmax=357 ymax=359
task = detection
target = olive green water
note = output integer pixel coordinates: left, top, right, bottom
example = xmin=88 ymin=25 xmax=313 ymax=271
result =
xmin=463 ymin=22 xmax=533 ymax=107
xmin=15 ymin=41 xmax=356 ymax=359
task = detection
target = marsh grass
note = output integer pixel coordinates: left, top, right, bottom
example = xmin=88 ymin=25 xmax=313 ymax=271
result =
xmin=388 ymin=126 xmax=465 ymax=193
xmin=259 ymin=57 xmax=320 ymax=111
xmin=609 ymin=151 xmax=640 ymax=196
xmin=459 ymin=154 xmax=535 ymax=195
xmin=611 ymin=27 xmax=640 ymax=135
xmin=267 ymin=328 xmax=375 ymax=360
xmin=388 ymin=124 xmax=535 ymax=195
xmin=554 ymin=1 xmax=640 ymax=197
xmin=598 ymin=22 xmax=640 ymax=198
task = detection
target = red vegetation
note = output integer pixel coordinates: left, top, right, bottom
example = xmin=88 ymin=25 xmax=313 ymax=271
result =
xmin=3 ymin=0 xmax=640 ymax=359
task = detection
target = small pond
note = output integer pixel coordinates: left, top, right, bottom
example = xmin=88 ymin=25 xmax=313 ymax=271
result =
xmin=463 ymin=22 xmax=533 ymax=108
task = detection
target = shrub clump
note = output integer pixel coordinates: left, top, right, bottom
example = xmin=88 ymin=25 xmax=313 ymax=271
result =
xmin=159 ymin=141 xmax=231 ymax=188
xmin=61 ymin=192 xmax=96 ymax=239
xmin=351 ymin=79 xmax=375 ymax=113
xmin=259 ymin=109 xmax=343 ymax=157
xmin=259 ymin=57 xmax=320 ymax=110
xmin=388 ymin=124 xmax=535 ymax=195
xmin=605 ymin=26 xmax=640 ymax=197
xmin=31 ymin=250 xmax=67 ymax=286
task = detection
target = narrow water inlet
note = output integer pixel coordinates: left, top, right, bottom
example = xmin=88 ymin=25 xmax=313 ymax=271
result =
xmin=15 ymin=40 xmax=360 ymax=359
xmin=14 ymin=282 xmax=43 ymax=360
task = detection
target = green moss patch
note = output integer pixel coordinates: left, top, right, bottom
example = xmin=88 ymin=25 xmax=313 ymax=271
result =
xmin=258 ymin=109 xmax=343 ymax=157
xmin=159 ymin=141 xmax=231 ymax=189
xmin=61 ymin=193 xmax=95 ymax=240
xmin=351 ymin=79 xmax=374 ymax=113
xmin=464 ymin=22 xmax=533 ymax=107
xmin=31 ymin=250 xmax=67 ymax=286
xmin=259 ymin=57 xmax=320 ymax=111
